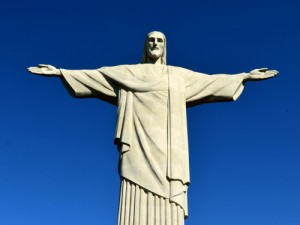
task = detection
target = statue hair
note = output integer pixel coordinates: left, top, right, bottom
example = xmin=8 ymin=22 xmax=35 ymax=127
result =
xmin=142 ymin=31 xmax=167 ymax=65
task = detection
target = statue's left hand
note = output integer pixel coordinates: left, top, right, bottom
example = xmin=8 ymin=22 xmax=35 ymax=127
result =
xmin=27 ymin=64 xmax=61 ymax=76
xmin=248 ymin=68 xmax=279 ymax=80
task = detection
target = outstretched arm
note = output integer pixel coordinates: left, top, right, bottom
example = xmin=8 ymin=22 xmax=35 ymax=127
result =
xmin=27 ymin=64 xmax=61 ymax=76
xmin=28 ymin=64 xmax=118 ymax=105
xmin=184 ymin=68 xmax=279 ymax=107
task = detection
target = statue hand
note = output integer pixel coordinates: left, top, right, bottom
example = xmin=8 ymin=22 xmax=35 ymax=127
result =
xmin=27 ymin=64 xmax=61 ymax=76
xmin=248 ymin=68 xmax=279 ymax=80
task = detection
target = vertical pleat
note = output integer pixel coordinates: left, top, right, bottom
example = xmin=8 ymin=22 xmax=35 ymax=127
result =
xmin=118 ymin=179 xmax=185 ymax=225
xmin=147 ymin=192 xmax=154 ymax=225
xmin=139 ymin=188 xmax=147 ymax=225
xmin=118 ymin=181 xmax=126 ymax=225
xmin=117 ymin=182 xmax=123 ymax=225
xmin=129 ymin=184 xmax=135 ymax=225
xmin=160 ymin=197 xmax=165 ymax=225
xmin=178 ymin=206 xmax=184 ymax=225
xmin=171 ymin=203 xmax=178 ymax=225
xmin=124 ymin=181 xmax=131 ymax=225
xmin=133 ymin=186 xmax=140 ymax=225
xmin=165 ymin=198 xmax=171 ymax=225
xmin=155 ymin=196 xmax=160 ymax=225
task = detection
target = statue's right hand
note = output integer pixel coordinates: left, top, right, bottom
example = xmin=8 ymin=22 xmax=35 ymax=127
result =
xmin=27 ymin=64 xmax=61 ymax=76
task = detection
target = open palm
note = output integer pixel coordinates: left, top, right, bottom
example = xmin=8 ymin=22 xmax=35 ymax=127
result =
xmin=27 ymin=64 xmax=61 ymax=76
xmin=249 ymin=68 xmax=279 ymax=80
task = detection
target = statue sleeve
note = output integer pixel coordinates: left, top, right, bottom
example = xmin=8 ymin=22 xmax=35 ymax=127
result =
xmin=60 ymin=69 xmax=118 ymax=105
xmin=184 ymin=71 xmax=246 ymax=107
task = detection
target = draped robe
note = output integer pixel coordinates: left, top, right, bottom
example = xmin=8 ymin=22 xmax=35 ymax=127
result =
xmin=60 ymin=64 xmax=245 ymax=221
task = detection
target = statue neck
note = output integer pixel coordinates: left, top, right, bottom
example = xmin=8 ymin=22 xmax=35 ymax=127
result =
xmin=146 ymin=57 xmax=162 ymax=65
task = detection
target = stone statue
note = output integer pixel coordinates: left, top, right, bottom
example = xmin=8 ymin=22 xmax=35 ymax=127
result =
xmin=28 ymin=31 xmax=278 ymax=225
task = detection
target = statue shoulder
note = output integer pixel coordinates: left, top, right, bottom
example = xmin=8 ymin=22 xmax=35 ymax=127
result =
xmin=99 ymin=64 xmax=139 ymax=70
xmin=167 ymin=65 xmax=195 ymax=76
xmin=97 ymin=64 xmax=150 ymax=80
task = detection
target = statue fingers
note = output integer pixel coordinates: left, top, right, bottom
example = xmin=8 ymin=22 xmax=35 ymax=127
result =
xmin=38 ymin=64 xmax=50 ymax=68
xmin=265 ymin=70 xmax=279 ymax=77
xmin=257 ymin=68 xmax=268 ymax=72
xmin=269 ymin=70 xmax=279 ymax=75
xmin=38 ymin=64 xmax=57 ymax=72
xmin=27 ymin=67 xmax=34 ymax=72
xmin=27 ymin=67 xmax=42 ymax=74
xmin=250 ymin=68 xmax=267 ymax=75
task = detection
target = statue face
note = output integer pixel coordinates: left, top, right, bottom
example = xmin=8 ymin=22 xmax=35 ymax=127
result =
xmin=146 ymin=32 xmax=165 ymax=60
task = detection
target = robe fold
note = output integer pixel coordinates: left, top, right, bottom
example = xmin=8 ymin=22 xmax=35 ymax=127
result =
xmin=60 ymin=64 xmax=245 ymax=219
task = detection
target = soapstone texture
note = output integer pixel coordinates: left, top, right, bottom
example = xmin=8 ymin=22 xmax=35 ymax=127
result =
xmin=28 ymin=31 xmax=278 ymax=225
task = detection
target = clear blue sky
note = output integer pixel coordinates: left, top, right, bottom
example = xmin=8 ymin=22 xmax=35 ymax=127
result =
xmin=1 ymin=0 xmax=299 ymax=225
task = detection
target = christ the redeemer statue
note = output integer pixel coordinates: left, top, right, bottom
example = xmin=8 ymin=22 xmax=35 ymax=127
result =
xmin=28 ymin=31 xmax=278 ymax=225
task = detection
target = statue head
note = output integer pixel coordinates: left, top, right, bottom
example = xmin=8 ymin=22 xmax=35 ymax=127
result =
xmin=142 ymin=31 xmax=166 ymax=65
